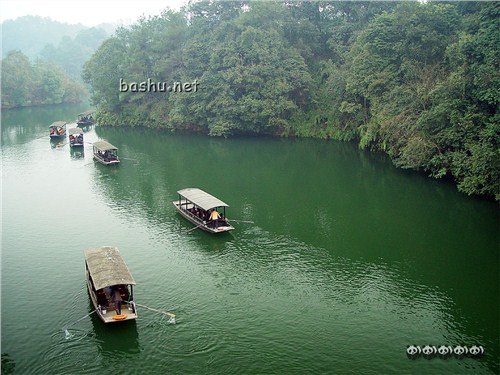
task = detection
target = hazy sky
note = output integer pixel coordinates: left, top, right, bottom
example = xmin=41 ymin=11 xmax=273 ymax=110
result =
xmin=0 ymin=0 xmax=188 ymax=26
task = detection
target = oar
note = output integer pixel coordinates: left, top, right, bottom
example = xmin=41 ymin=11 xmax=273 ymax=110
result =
xmin=135 ymin=303 xmax=176 ymax=318
xmin=62 ymin=308 xmax=98 ymax=336
xmin=227 ymin=219 xmax=254 ymax=224
xmin=184 ymin=222 xmax=205 ymax=233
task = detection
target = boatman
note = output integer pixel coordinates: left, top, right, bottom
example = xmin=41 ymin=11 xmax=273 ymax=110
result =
xmin=209 ymin=209 xmax=221 ymax=227
xmin=113 ymin=288 xmax=122 ymax=315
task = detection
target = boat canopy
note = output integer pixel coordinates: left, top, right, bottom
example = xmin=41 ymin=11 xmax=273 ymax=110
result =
xmin=177 ymin=188 xmax=229 ymax=211
xmin=93 ymin=141 xmax=118 ymax=151
xmin=69 ymin=128 xmax=84 ymax=135
xmin=49 ymin=121 xmax=66 ymax=128
xmin=79 ymin=110 xmax=95 ymax=117
xmin=84 ymin=246 xmax=136 ymax=290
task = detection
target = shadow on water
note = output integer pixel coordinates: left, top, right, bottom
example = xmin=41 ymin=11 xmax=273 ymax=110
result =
xmin=70 ymin=147 xmax=85 ymax=160
xmin=50 ymin=137 xmax=67 ymax=149
xmin=88 ymin=305 xmax=142 ymax=374
xmin=78 ymin=123 xmax=94 ymax=133
xmin=89 ymin=311 xmax=140 ymax=356
xmin=1 ymin=353 xmax=16 ymax=375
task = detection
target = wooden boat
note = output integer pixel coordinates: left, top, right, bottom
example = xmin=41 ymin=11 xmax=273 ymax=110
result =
xmin=49 ymin=121 xmax=67 ymax=138
xmin=84 ymin=246 xmax=138 ymax=323
xmin=77 ymin=110 xmax=95 ymax=126
xmin=68 ymin=127 xmax=84 ymax=147
xmin=93 ymin=141 xmax=120 ymax=165
xmin=173 ymin=188 xmax=235 ymax=233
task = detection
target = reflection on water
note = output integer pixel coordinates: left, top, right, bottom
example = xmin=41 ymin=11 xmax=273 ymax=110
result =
xmin=70 ymin=147 xmax=85 ymax=160
xmin=2 ymin=107 xmax=498 ymax=374
xmin=50 ymin=138 xmax=67 ymax=149
xmin=90 ymin=314 xmax=140 ymax=357
xmin=78 ymin=123 xmax=94 ymax=133
xmin=1 ymin=353 xmax=16 ymax=375
xmin=1 ymin=103 xmax=92 ymax=147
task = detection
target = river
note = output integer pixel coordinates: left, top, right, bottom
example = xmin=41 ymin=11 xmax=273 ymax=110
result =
xmin=1 ymin=103 xmax=498 ymax=374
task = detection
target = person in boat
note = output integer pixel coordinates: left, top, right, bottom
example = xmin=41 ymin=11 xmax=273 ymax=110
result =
xmin=113 ymin=287 xmax=122 ymax=315
xmin=209 ymin=209 xmax=221 ymax=227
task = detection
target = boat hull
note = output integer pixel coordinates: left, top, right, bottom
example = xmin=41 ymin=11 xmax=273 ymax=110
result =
xmin=173 ymin=201 xmax=234 ymax=233
xmin=50 ymin=133 xmax=65 ymax=139
xmin=93 ymin=155 xmax=120 ymax=165
xmin=77 ymin=120 xmax=94 ymax=126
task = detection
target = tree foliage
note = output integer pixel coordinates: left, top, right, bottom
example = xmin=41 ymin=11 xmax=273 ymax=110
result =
xmin=1 ymin=50 xmax=87 ymax=108
xmin=83 ymin=1 xmax=499 ymax=199
xmin=40 ymin=27 xmax=109 ymax=80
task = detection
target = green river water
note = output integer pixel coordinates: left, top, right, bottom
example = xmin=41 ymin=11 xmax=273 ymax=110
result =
xmin=1 ymin=103 xmax=498 ymax=374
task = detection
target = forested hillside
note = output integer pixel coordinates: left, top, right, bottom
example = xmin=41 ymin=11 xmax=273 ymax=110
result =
xmin=82 ymin=1 xmax=499 ymax=199
xmin=1 ymin=51 xmax=87 ymax=108
xmin=40 ymin=27 xmax=109 ymax=80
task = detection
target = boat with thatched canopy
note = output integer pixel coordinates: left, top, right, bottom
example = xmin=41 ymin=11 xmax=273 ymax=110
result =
xmin=68 ymin=127 xmax=84 ymax=147
xmin=173 ymin=188 xmax=235 ymax=233
xmin=49 ymin=121 xmax=67 ymax=138
xmin=93 ymin=141 xmax=120 ymax=165
xmin=84 ymin=246 xmax=138 ymax=323
xmin=77 ymin=110 xmax=95 ymax=126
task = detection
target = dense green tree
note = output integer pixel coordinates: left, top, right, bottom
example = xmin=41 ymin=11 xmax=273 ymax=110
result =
xmin=82 ymin=36 xmax=127 ymax=112
xmin=1 ymin=51 xmax=34 ymax=107
xmin=1 ymin=51 xmax=86 ymax=108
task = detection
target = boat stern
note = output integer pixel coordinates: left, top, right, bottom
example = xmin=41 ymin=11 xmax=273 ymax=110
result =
xmin=98 ymin=302 xmax=138 ymax=323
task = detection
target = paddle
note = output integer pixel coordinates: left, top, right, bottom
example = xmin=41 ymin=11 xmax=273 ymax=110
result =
xmin=184 ymin=222 xmax=205 ymax=233
xmin=135 ymin=303 xmax=176 ymax=323
xmin=62 ymin=308 xmax=98 ymax=338
xmin=135 ymin=303 xmax=175 ymax=317
xmin=226 ymin=219 xmax=254 ymax=224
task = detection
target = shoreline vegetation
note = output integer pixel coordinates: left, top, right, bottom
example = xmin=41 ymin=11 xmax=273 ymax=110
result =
xmin=84 ymin=1 xmax=498 ymax=200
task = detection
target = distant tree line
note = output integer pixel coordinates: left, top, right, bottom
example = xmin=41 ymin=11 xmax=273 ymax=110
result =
xmin=40 ymin=27 xmax=109 ymax=81
xmin=82 ymin=1 xmax=499 ymax=199
xmin=2 ymin=16 xmax=111 ymax=81
xmin=1 ymin=50 xmax=87 ymax=108
xmin=1 ymin=16 xmax=87 ymax=60
xmin=1 ymin=16 xmax=112 ymax=109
